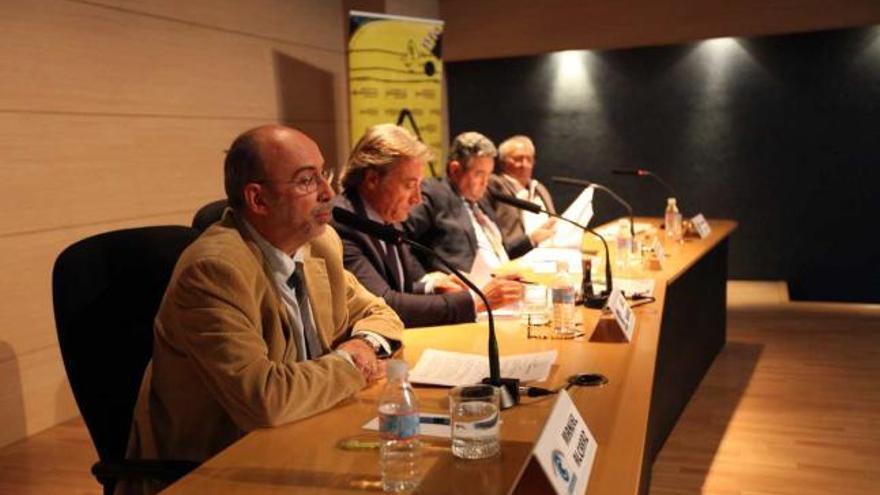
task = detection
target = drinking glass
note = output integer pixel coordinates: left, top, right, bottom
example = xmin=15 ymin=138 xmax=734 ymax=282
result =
xmin=449 ymin=385 xmax=500 ymax=459
xmin=520 ymin=284 xmax=549 ymax=326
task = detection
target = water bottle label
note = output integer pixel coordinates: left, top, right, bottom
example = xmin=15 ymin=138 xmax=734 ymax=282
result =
xmin=380 ymin=413 xmax=420 ymax=440
xmin=552 ymin=287 xmax=575 ymax=304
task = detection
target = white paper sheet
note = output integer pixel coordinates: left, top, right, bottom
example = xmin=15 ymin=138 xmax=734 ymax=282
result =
xmin=362 ymin=413 xmax=452 ymax=438
xmin=543 ymin=186 xmax=595 ymax=248
xmin=519 ymin=247 xmax=585 ymax=275
xmin=408 ymin=349 xmax=558 ymax=387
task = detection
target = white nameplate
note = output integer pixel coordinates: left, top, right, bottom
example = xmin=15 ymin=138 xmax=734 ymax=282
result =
xmin=532 ymin=390 xmax=598 ymax=495
xmin=691 ymin=213 xmax=711 ymax=239
xmin=652 ymin=237 xmax=666 ymax=269
xmin=608 ymin=288 xmax=636 ymax=341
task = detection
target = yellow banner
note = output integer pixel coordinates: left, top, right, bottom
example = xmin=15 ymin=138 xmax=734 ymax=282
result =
xmin=348 ymin=12 xmax=444 ymax=176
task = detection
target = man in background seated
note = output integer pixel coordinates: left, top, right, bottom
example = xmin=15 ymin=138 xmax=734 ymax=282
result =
xmin=405 ymin=131 xmax=555 ymax=281
xmin=488 ymin=135 xmax=557 ymax=241
xmin=120 ymin=125 xmax=402 ymax=495
xmin=333 ymin=124 xmax=525 ymax=327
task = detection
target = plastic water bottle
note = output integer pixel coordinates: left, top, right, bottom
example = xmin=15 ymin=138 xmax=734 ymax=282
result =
xmin=664 ymin=197 xmax=682 ymax=242
xmin=379 ymin=360 xmax=420 ymax=493
xmin=551 ymin=261 xmax=577 ymax=337
xmin=615 ymin=218 xmax=633 ymax=268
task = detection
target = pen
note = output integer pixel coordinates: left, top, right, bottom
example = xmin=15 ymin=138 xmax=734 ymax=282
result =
xmin=490 ymin=274 xmax=537 ymax=285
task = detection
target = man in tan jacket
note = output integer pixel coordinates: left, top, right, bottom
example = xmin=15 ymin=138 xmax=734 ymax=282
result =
xmin=120 ymin=125 xmax=403 ymax=494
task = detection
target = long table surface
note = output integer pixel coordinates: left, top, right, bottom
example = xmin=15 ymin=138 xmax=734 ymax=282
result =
xmin=164 ymin=219 xmax=737 ymax=495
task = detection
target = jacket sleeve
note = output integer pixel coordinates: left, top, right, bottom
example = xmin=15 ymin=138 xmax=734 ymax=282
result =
xmin=340 ymin=234 xmax=476 ymax=327
xmin=164 ymin=256 xmax=366 ymax=431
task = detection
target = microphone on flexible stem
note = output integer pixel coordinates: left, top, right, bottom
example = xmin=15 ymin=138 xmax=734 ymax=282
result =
xmin=330 ymin=207 xmax=520 ymax=409
xmin=552 ymin=176 xmax=636 ymax=242
xmin=612 ymin=168 xmax=676 ymax=199
xmin=489 ymin=192 xmax=613 ymax=309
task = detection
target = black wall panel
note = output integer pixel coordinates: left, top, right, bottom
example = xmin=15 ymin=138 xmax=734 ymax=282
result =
xmin=447 ymin=26 xmax=880 ymax=303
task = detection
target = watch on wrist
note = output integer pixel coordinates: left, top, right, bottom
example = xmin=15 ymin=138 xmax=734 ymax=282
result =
xmin=353 ymin=334 xmax=382 ymax=354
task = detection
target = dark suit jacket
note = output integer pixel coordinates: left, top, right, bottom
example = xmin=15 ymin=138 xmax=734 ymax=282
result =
xmin=487 ymin=174 xmax=556 ymax=241
xmin=331 ymin=191 xmax=476 ymax=327
xmin=404 ymin=177 xmax=533 ymax=273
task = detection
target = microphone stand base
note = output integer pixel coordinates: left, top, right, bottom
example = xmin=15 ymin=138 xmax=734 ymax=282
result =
xmin=583 ymin=295 xmax=609 ymax=309
xmin=482 ymin=377 xmax=520 ymax=409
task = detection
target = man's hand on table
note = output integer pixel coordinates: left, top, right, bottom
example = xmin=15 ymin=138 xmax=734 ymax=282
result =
xmin=337 ymin=338 xmax=386 ymax=383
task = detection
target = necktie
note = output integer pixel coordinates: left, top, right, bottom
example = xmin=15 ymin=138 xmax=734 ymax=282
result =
xmin=470 ymin=202 xmax=509 ymax=263
xmin=286 ymin=263 xmax=324 ymax=360
xmin=383 ymin=235 xmax=405 ymax=291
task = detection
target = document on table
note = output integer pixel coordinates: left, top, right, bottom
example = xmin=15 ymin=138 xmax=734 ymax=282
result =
xmin=520 ymin=247 xmax=584 ymax=274
xmin=408 ymin=349 xmax=558 ymax=387
xmin=362 ymin=413 xmax=452 ymax=438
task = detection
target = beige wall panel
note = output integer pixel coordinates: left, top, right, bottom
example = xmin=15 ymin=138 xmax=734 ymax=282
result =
xmin=438 ymin=0 xmax=880 ymax=61
xmin=97 ymin=0 xmax=346 ymax=51
xmin=0 ymin=346 xmax=79 ymax=447
xmin=0 ymin=212 xmax=192 ymax=359
xmin=0 ymin=0 xmax=347 ymax=122
xmin=1 ymin=115 xmax=341 ymax=236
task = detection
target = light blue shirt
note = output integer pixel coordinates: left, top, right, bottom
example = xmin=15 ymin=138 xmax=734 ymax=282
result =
xmin=241 ymin=219 xmax=390 ymax=362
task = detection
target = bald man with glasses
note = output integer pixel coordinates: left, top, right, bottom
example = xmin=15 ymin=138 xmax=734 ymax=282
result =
xmin=119 ymin=125 xmax=402 ymax=495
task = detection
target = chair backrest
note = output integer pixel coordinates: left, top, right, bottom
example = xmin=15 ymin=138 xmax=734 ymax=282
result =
xmin=52 ymin=226 xmax=200 ymax=463
xmin=192 ymin=199 xmax=227 ymax=232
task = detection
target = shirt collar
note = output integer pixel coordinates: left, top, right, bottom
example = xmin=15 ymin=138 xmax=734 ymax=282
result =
xmin=240 ymin=218 xmax=303 ymax=282
xmin=362 ymin=200 xmax=387 ymax=225
xmin=503 ymin=173 xmax=531 ymax=191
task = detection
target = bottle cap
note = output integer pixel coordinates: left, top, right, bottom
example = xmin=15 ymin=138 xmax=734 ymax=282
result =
xmin=667 ymin=197 xmax=677 ymax=205
xmin=385 ymin=359 xmax=408 ymax=380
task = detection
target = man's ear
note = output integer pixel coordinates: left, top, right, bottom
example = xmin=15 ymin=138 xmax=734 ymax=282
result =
xmin=362 ymin=168 xmax=381 ymax=192
xmin=447 ymin=160 xmax=462 ymax=179
xmin=243 ymin=183 xmax=270 ymax=217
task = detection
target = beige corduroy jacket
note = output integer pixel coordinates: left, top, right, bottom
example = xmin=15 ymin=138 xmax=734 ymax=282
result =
xmin=117 ymin=210 xmax=402 ymax=494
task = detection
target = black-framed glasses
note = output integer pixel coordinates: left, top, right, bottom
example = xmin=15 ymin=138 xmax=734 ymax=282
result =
xmin=255 ymin=166 xmax=334 ymax=195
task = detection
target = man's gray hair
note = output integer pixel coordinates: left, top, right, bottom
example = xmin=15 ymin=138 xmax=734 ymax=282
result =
xmin=498 ymin=135 xmax=535 ymax=161
xmin=448 ymin=131 xmax=497 ymax=170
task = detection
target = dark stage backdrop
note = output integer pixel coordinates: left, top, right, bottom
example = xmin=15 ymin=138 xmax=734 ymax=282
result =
xmin=447 ymin=26 xmax=880 ymax=303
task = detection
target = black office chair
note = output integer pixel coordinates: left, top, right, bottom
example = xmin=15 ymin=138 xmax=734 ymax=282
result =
xmin=52 ymin=226 xmax=201 ymax=495
xmin=192 ymin=199 xmax=227 ymax=232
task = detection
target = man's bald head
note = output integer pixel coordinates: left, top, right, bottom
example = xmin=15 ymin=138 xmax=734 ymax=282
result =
xmin=224 ymin=125 xmax=319 ymax=210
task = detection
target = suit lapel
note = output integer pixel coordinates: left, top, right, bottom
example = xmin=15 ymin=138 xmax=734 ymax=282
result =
xmin=302 ymin=244 xmax=332 ymax=350
xmin=347 ymin=191 xmax=404 ymax=291
xmin=229 ymin=211 xmax=295 ymax=347
xmin=445 ymin=178 xmax=478 ymax=252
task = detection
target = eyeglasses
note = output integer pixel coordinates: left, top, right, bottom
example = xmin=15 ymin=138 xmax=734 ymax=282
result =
xmin=255 ymin=166 xmax=334 ymax=195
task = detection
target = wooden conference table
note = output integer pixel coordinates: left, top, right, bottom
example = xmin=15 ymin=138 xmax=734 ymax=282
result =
xmin=165 ymin=218 xmax=736 ymax=495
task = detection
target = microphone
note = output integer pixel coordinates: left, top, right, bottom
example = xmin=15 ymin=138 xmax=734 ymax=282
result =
xmin=489 ymin=192 xmax=613 ymax=309
xmin=552 ymin=176 xmax=636 ymax=243
xmin=612 ymin=168 xmax=676 ymax=199
xmin=331 ymin=207 xmax=520 ymax=408
xmin=330 ymin=207 xmax=404 ymax=245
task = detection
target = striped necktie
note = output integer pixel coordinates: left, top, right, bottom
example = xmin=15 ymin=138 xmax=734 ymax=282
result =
xmin=286 ymin=263 xmax=324 ymax=360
